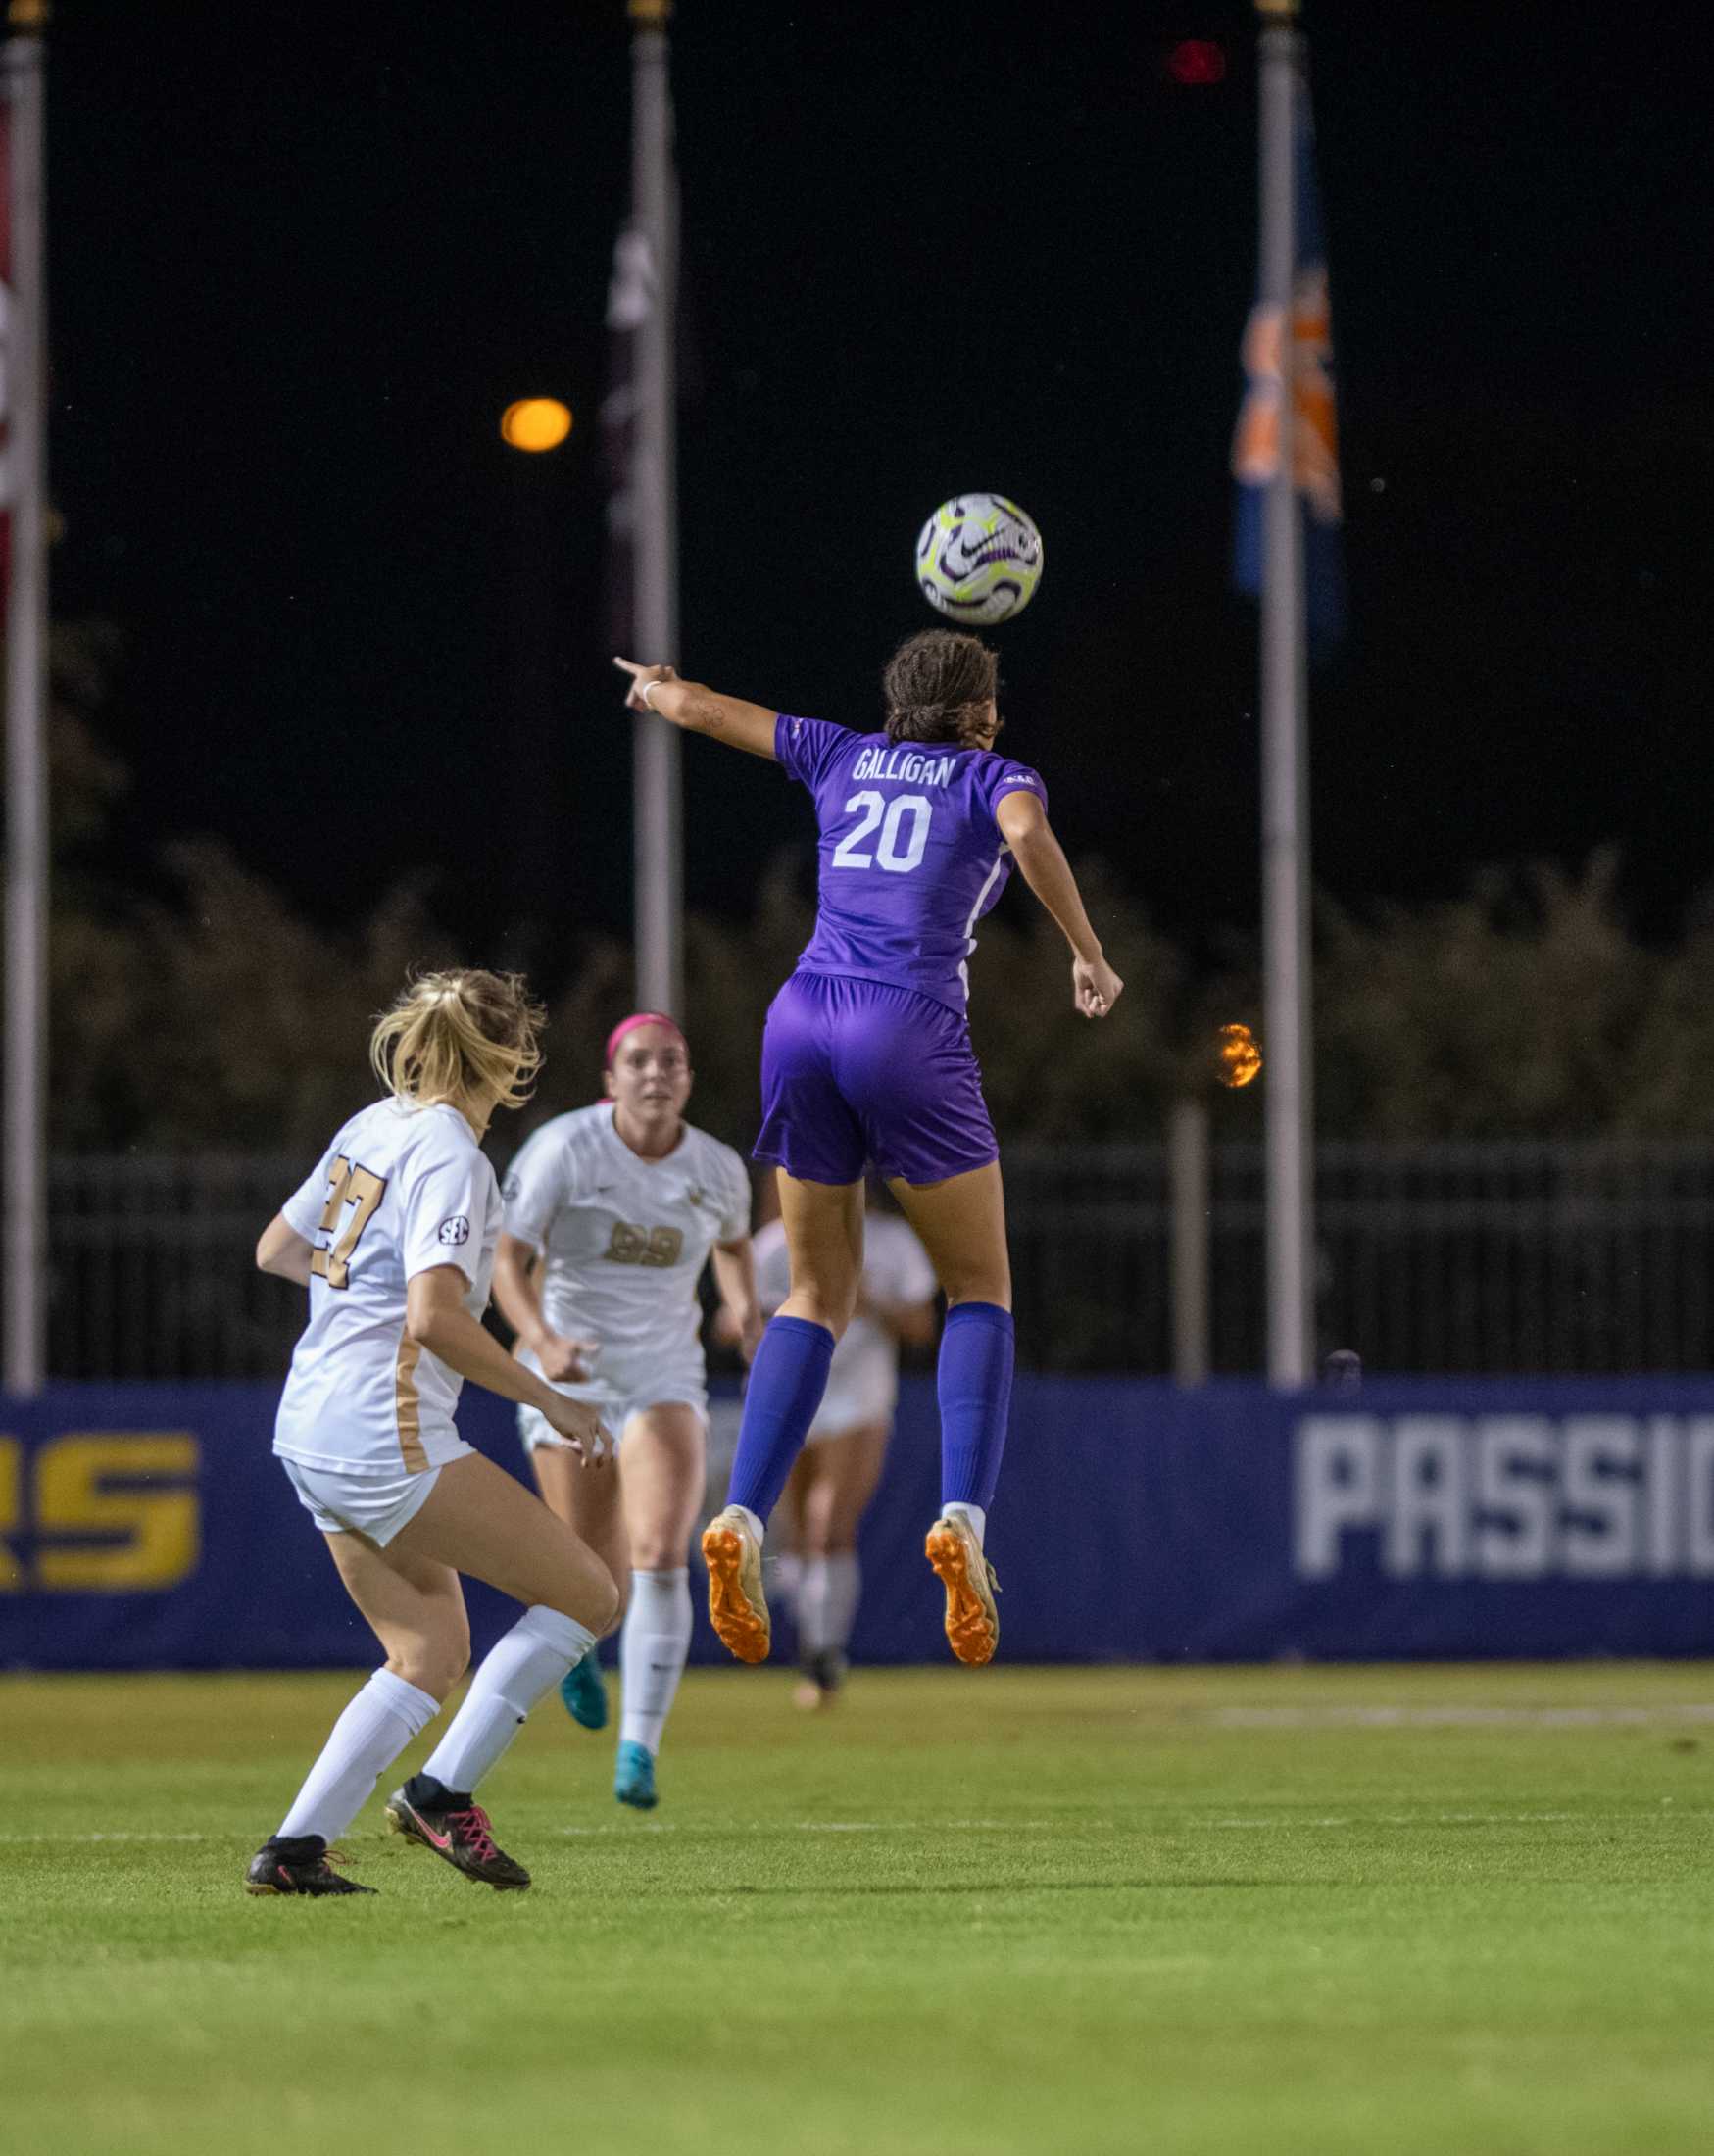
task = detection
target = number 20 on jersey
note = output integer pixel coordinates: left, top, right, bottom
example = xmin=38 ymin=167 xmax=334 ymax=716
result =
xmin=831 ymin=792 xmax=932 ymax=874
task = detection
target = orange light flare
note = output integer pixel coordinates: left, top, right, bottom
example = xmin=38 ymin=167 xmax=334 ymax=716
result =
xmin=501 ymin=398 xmax=573 ymax=453
xmin=1216 ymin=1023 xmax=1263 ymax=1089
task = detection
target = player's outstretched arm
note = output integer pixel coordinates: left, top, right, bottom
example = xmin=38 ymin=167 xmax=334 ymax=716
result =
xmin=995 ymin=790 xmax=1124 ymax=1020
xmin=613 ymin=659 xmax=778 ymax=760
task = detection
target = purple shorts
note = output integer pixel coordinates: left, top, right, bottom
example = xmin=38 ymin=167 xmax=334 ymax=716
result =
xmin=754 ymin=970 xmax=999 ymax=1188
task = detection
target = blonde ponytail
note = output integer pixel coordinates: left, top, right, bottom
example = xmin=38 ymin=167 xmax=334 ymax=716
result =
xmin=369 ymin=969 xmax=546 ymax=1117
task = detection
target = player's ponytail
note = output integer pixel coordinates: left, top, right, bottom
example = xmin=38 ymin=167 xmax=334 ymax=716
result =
xmin=369 ymin=969 xmax=547 ymax=1116
xmin=882 ymin=628 xmax=1000 ymax=750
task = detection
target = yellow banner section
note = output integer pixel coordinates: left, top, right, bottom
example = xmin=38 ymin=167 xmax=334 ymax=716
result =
xmin=0 ymin=1433 xmax=200 ymax=1593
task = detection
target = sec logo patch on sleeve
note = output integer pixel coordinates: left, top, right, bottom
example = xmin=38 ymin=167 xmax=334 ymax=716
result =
xmin=438 ymin=1216 xmax=471 ymax=1247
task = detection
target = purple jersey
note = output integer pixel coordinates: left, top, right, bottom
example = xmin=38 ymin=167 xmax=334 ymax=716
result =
xmin=774 ymin=714 xmax=1048 ymax=1013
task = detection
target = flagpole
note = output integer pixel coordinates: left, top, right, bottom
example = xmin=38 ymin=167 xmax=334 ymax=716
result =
xmin=1257 ymin=0 xmax=1314 ymax=1385
xmin=3 ymin=0 xmax=49 ymax=1397
xmin=628 ymin=0 xmax=682 ymax=1016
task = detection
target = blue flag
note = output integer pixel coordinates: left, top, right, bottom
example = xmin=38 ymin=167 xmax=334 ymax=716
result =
xmin=1232 ymin=62 xmax=1346 ymax=649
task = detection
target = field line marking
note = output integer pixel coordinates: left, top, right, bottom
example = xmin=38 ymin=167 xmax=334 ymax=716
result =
xmin=1204 ymin=1703 xmax=1714 ymax=1730
xmin=548 ymin=1818 xmax=1056 ymax=1838
xmin=5 ymin=1809 xmax=1710 ymax=1849
xmin=0 ymin=1831 xmax=214 ymax=1844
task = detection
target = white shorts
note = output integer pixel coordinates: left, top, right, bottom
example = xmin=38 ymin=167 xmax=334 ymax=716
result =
xmin=278 ymin=1451 xmax=461 ymax=1545
xmin=805 ymin=1406 xmax=895 ymax=1446
xmin=518 ymin=1373 xmax=709 ymax=1455
xmin=806 ymin=1380 xmax=898 ymax=1445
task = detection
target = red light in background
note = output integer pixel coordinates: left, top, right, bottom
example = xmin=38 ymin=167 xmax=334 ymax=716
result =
xmin=1167 ymin=38 xmax=1227 ymax=86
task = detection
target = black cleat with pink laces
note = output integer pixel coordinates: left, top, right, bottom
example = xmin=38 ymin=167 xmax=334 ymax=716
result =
xmin=245 ymin=1834 xmax=376 ymax=1896
xmin=384 ymin=1776 xmax=531 ymax=1890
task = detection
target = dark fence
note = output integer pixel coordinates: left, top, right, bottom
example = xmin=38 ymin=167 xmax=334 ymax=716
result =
xmin=28 ymin=1142 xmax=1714 ymax=1380
xmin=1006 ymin=1142 xmax=1714 ymax=1376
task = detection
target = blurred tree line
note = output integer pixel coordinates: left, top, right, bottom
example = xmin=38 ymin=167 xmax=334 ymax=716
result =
xmin=14 ymin=622 xmax=1714 ymax=1157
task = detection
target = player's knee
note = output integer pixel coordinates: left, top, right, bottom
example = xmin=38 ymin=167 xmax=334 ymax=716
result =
xmin=579 ymin=1561 xmax=622 ymax=1637
xmin=628 ymin=1530 xmax=682 ymax=1572
xmin=393 ymin=1628 xmax=468 ymax=1702
xmin=793 ymin=1283 xmax=858 ymax=1338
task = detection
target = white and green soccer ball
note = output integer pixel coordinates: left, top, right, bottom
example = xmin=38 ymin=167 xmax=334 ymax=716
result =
xmin=915 ymin=493 xmax=1045 ymax=625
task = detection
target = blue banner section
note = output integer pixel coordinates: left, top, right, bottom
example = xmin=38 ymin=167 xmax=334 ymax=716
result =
xmin=5 ymin=1378 xmax=1714 ymax=1669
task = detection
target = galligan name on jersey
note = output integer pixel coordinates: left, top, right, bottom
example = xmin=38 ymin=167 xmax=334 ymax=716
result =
xmin=849 ymin=746 xmax=958 ymax=786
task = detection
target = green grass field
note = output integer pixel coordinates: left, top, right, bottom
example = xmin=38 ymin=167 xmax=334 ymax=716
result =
xmin=5 ymin=1662 xmax=1714 ymax=2156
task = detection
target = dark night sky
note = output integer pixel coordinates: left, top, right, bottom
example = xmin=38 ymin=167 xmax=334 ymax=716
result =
xmin=43 ymin=0 xmax=1714 ymax=974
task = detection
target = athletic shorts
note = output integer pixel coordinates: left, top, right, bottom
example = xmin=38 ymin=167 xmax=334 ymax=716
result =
xmin=517 ymin=1370 xmax=709 ymax=1455
xmin=805 ymin=1403 xmax=896 ymax=1446
xmin=754 ymin=970 xmax=999 ymax=1188
xmin=277 ymin=1451 xmax=461 ymax=1545
xmin=806 ymin=1369 xmax=899 ymax=1443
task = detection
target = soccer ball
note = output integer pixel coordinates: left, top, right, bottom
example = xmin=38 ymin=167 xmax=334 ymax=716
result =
xmin=915 ymin=494 xmax=1044 ymax=624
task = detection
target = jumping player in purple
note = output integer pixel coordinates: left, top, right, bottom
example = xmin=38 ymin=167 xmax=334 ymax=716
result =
xmin=613 ymin=631 xmax=1122 ymax=1668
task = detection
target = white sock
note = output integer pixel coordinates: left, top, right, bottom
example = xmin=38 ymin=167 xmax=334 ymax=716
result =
xmin=420 ymin=1604 xmax=595 ymax=1795
xmin=799 ymin=1552 xmax=861 ymax=1657
xmin=277 ymin=1668 xmax=439 ymax=1843
xmin=771 ymin=1550 xmax=803 ymax=1613
xmin=731 ymin=1503 xmax=764 ymax=1544
xmin=942 ymin=1501 xmax=987 ymax=1551
xmin=619 ymin=1568 xmax=692 ymax=1757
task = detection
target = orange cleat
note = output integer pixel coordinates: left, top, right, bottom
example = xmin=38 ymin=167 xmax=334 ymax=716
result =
xmin=702 ymin=1506 xmax=771 ymax=1664
xmin=925 ymin=1515 xmax=1001 ymax=1666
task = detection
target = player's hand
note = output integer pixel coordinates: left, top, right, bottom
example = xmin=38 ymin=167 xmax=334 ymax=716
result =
xmin=614 ymin=658 xmax=676 ymax=712
xmin=541 ymin=1390 xmax=612 ymax=1465
xmin=535 ymin=1331 xmax=598 ymax=1383
xmin=734 ymin=1304 xmax=766 ymax=1365
xmin=1073 ymin=955 xmax=1123 ymax=1019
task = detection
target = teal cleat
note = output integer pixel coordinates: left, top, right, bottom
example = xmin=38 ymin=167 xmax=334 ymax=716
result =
xmin=613 ymin=1740 xmax=658 ymax=1810
xmin=559 ymin=1652 xmax=609 ymax=1732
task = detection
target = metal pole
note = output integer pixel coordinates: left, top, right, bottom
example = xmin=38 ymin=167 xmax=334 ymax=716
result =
xmin=629 ymin=0 xmax=681 ymax=1016
xmin=1257 ymin=0 xmax=1313 ymax=1385
xmin=1168 ymin=1098 xmax=1210 ymax=1386
xmin=3 ymin=2 xmax=49 ymax=1396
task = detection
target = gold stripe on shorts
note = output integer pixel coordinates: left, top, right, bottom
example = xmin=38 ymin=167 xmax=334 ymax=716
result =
xmin=395 ymin=1334 xmax=428 ymax=1473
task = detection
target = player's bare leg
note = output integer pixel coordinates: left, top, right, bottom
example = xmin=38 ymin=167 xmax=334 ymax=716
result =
xmin=705 ymin=1172 xmax=864 ymax=1663
xmin=533 ymin=1440 xmax=626 ymax=1730
xmin=792 ymin=1421 xmax=889 ymax=1708
xmin=325 ymin=1533 xmax=473 ymax=1700
xmin=246 ymin=1536 xmax=468 ymax=1897
xmin=889 ymin=1164 xmax=1011 ymax=1667
xmin=380 ymin=1455 xmax=618 ymax=1886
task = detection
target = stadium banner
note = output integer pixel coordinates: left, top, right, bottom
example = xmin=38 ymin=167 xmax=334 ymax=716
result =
xmin=5 ymin=1377 xmax=1714 ymax=1670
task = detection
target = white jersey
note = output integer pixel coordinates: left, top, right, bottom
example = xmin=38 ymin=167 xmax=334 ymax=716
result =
xmin=754 ymin=1213 xmax=937 ymax=1435
xmin=273 ymin=1099 xmax=502 ymax=1477
xmin=502 ymin=1104 xmax=751 ymax=1391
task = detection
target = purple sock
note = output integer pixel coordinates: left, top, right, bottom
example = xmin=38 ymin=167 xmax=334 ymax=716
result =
xmin=938 ymin=1301 xmax=1014 ymax=1513
xmin=726 ymin=1315 xmax=835 ymax=1524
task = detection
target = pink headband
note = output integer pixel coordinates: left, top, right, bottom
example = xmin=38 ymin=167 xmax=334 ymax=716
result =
xmin=603 ymin=1011 xmax=688 ymax=1070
